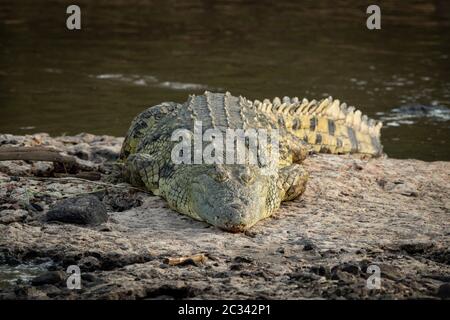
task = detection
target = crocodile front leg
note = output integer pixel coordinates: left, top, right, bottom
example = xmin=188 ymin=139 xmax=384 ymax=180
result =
xmin=277 ymin=164 xmax=309 ymax=201
xmin=124 ymin=153 xmax=160 ymax=193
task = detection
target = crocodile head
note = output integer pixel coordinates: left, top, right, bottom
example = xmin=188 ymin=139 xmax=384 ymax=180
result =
xmin=164 ymin=164 xmax=280 ymax=232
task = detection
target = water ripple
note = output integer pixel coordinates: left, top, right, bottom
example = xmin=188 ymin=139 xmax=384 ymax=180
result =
xmin=377 ymin=104 xmax=450 ymax=127
xmin=92 ymin=73 xmax=212 ymax=91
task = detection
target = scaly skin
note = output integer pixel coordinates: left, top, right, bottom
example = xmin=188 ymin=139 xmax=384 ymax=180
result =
xmin=119 ymin=92 xmax=383 ymax=232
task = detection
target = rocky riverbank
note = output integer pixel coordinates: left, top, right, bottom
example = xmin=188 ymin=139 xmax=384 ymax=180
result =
xmin=0 ymin=133 xmax=449 ymax=299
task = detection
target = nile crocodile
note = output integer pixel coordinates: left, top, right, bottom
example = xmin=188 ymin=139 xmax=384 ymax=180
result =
xmin=120 ymin=92 xmax=383 ymax=232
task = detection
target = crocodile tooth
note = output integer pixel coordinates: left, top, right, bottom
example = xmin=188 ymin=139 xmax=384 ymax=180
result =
xmin=273 ymin=97 xmax=281 ymax=106
xmin=353 ymin=110 xmax=362 ymax=130
xmin=291 ymin=97 xmax=299 ymax=104
xmin=282 ymin=96 xmax=290 ymax=104
xmin=254 ymin=99 xmax=262 ymax=108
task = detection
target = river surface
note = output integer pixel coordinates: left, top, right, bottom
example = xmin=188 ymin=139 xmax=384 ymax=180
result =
xmin=1 ymin=0 xmax=449 ymax=161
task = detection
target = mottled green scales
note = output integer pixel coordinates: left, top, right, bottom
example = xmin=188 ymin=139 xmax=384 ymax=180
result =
xmin=120 ymin=92 xmax=383 ymax=232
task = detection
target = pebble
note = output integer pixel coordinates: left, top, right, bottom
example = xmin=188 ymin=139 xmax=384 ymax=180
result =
xmin=31 ymin=271 xmax=65 ymax=286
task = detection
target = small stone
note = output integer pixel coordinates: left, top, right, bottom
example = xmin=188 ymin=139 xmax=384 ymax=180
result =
xmin=331 ymin=270 xmax=356 ymax=283
xmin=437 ymin=283 xmax=450 ymax=299
xmin=81 ymin=273 xmax=97 ymax=282
xmin=79 ymin=256 xmax=101 ymax=271
xmin=229 ymin=264 xmax=242 ymax=271
xmin=46 ymin=195 xmax=108 ymax=225
xmin=31 ymin=271 xmax=65 ymax=286
xmin=340 ymin=263 xmax=361 ymax=275
xmin=400 ymin=242 xmax=434 ymax=254
xmin=310 ymin=265 xmax=329 ymax=277
xmin=290 ymin=271 xmax=321 ymax=282
xmin=40 ymin=284 xmax=62 ymax=297
xmin=303 ymin=243 xmax=316 ymax=251
xmin=233 ymin=256 xmax=253 ymax=264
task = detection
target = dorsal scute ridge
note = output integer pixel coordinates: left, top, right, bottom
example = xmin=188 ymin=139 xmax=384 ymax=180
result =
xmin=273 ymin=97 xmax=281 ymax=106
xmin=247 ymin=94 xmax=382 ymax=137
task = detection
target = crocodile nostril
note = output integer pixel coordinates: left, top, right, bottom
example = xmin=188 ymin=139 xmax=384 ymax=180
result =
xmin=240 ymin=172 xmax=253 ymax=184
xmin=230 ymin=203 xmax=242 ymax=210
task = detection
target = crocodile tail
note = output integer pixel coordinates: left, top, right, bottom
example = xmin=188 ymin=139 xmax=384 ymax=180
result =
xmin=253 ymin=96 xmax=383 ymax=156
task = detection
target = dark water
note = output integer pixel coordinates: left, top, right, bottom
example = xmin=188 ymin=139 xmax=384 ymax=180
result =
xmin=1 ymin=0 xmax=449 ymax=161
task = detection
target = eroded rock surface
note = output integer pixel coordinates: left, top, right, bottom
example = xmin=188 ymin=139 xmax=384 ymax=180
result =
xmin=0 ymin=133 xmax=449 ymax=299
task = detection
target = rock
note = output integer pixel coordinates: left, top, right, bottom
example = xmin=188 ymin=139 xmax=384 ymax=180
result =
xmin=31 ymin=271 xmax=65 ymax=286
xmin=290 ymin=271 xmax=321 ymax=282
xmin=31 ymin=161 xmax=54 ymax=176
xmin=340 ymin=263 xmax=361 ymax=275
xmin=40 ymin=284 xmax=62 ymax=298
xmin=229 ymin=264 xmax=242 ymax=271
xmin=400 ymin=242 xmax=434 ymax=255
xmin=81 ymin=273 xmax=98 ymax=282
xmin=0 ymin=209 xmax=27 ymax=224
xmin=78 ymin=256 xmax=101 ymax=271
xmin=390 ymin=182 xmax=419 ymax=197
xmin=303 ymin=242 xmax=316 ymax=251
xmin=0 ymin=133 xmax=449 ymax=300
xmin=437 ymin=283 xmax=450 ymax=299
xmin=378 ymin=264 xmax=403 ymax=281
xmin=14 ymin=286 xmax=49 ymax=299
xmin=233 ymin=256 xmax=253 ymax=264
xmin=331 ymin=268 xmax=357 ymax=283
xmin=102 ymin=191 xmax=143 ymax=212
xmin=46 ymin=195 xmax=108 ymax=225
xmin=91 ymin=145 xmax=121 ymax=161
xmin=310 ymin=265 xmax=329 ymax=277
